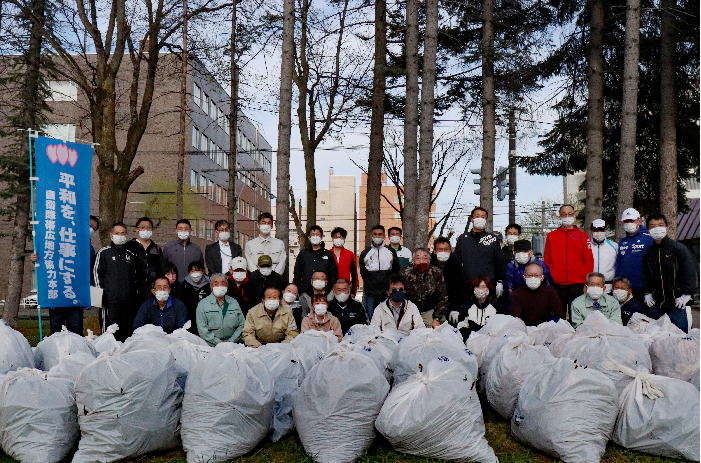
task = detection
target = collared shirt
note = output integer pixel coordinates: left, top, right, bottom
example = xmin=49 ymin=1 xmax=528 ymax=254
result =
xmin=391 ymin=300 xmax=405 ymax=326
xmin=219 ymin=241 xmax=232 ymax=274
xmin=245 ymin=235 xmax=287 ymax=274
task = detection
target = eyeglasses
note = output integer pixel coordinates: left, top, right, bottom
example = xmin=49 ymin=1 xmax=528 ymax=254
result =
xmin=524 ymin=274 xmax=541 ymax=278
xmin=390 ymin=288 xmax=404 ymax=293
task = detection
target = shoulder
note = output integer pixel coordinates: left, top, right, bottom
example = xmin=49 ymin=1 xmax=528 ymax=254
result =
xmin=405 ymin=300 xmax=420 ymax=312
xmin=170 ymin=297 xmax=187 ymax=309
xmin=96 ymin=245 xmax=111 ymax=256
xmin=205 ymin=241 xmax=217 ymax=252
xmin=571 ymin=293 xmax=587 ymax=305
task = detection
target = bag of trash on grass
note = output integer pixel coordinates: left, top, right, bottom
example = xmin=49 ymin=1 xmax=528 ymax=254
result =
xmin=0 ymin=320 xmax=34 ymax=374
xmin=648 ymin=334 xmax=700 ymax=383
xmin=33 ymin=327 xmax=96 ymax=371
xmin=86 ymin=324 xmax=121 ymax=355
xmin=48 ymin=352 xmax=96 ymax=382
xmin=465 ymin=315 xmax=527 ymax=367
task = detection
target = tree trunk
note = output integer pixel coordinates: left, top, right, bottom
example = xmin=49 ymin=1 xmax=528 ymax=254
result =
xmin=365 ymin=0 xmax=386 ymax=248
xmin=480 ymin=0 xmax=495 ymax=231
xmin=228 ymin=1 xmax=239 ymax=237
xmin=403 ymin=0 xmax=419 ymax=249
xmin=584 ymin=0 xmax=605 ymax=228
xmin=659 ymin=0 xmax=677 ymax=238
xmin=416 ymin=0 xmax=438 ymax=247
xmin=176 ymin=0 xmax=188 ymax=220
xmin=615 ymin=0 xmax=640 ymax=239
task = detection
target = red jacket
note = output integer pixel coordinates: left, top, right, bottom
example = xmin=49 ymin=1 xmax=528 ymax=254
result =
xmin=544 ymin=226 xmax=594 ymax=285
xmin=333 ymin=247 xmax=358 ymax=295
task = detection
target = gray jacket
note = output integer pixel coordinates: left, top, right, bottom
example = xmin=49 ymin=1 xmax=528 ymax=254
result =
xmin=162 ymin=239 xmax=203 ymax=282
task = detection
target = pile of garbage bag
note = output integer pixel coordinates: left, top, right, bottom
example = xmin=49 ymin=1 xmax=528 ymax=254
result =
xmin=85 ymin=324 xmax=121 ymax=355
xmin=0 ymin=320 xmax=34 ymax=374
xmin=527 ymin=319 xmax=574 ymax=357
xmin=648 ymin=333 xmax=700 ymax=383
xmin=33 ymin=328 xmax=97 ymax=371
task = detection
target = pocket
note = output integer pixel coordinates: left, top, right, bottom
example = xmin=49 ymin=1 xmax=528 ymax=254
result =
xmin=205 ymin=310 xmax=222 ymax=330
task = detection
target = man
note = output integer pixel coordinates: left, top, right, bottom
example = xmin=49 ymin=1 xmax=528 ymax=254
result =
xmin=176 ymin=261 xmax=211 ymax=334
xmin=403 ymin=248 xmax=448 ymax=328
xmin=388 ymin=227 xmax=412 ymax=271
xmin=250 ymin=255 xmax=286 ymax=301
xmin=359 ymin=225 xmax=400 ymax=318
xmin=226 ymin=256 xmax=258 ymax=316
xmin=570 ymin=272 xmax=622 ymax=328
xmin=616 ymin=208 xmax=654 ymax=302
xmin=162 ymin=219 xmax=203 ymax=282
xmin=544 ymin=204 xmax=594 ymax=319
xmin=89 ymin=215 xmax=99 ymax=285
xmin=330 ymin=227 xmax=358 ymax=296
xmin=124 ymin=217 xmax=163 ymax=303
xmin=502 ymin=223 xmax=522 ymax=265
xmin=510 ymin=262 xmax=564 ymax=326
xmin=429 ymin=236 xmax=452 ymax=270
xmin=93 ymin=222 xmax=137 ymax=341
xmin=205 ymin=219 xmax=242 ymax=276
xmin=590 ymin=219 xmax=617 ymax=293
xmin=328 ymin=279 xmax=368 ymax=334
xmin=430 ymin=236 xmax=462 ymax=316
xmin=293 ymin=225 xmax=338 ymax=294
xmin=612 ymin=276 xmax=647 ymax=326
xmin=196 ymin=273 xmax=245 ymax=346
xmin=370 ymin=274 xmax=425 ymax=335
xmin=298 ymin=270 xmax=331 ymax=328
xmin=641 ymin=213 xmax=697 ymax=332
xmin=132 ymin=276 xmax=188 ymax=334
xmin=245 ymin=212 xmax=286 ymax=274
xmin=243 ymin=285 xmax=299 ymax=347
xmin=505 ymin=240 xmax=554 ymax=294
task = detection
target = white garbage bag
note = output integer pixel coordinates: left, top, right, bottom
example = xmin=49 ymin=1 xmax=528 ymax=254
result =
xmin=527 ymin=319 xmax=574 ymax=348
xmin=168 ymin=321 xmax=209 ymax=346
xmin=376 ymin=359 xmax=497 ymax=463
xmin=86 ymin=324 xmax=121 ymax=355
xmin=48 ymin=352 xmax=96 ymax=382
xmin=294 ymin=348 xmax=389 ymax=463
xmin=433 ymin=322 xmax=466 ymax=348
xmin=688 ymin=328 xmax=700 ymax=341
xmin=574 ymin=310 xmax=634 ymax=338
xmin=166 ymin=339 xmax=212 ymax=389
xmin=181 ymin=348 xmax=273 ymax=463
xmin=290 ymin=329 xmax=339 ymax=359
xmin=607 ymin=362 xmax=700 ymax=460
xmin=33 ymin=328 xmax=97 ymax=371
xmin=0 ymin=369 xmax=78 ymax=463
xmin=485 ymin=334 xmax=555 ymax=419
xmin=545 ymin=332 xmax=574 ymax=357
xmin=342 ymin=324 xmax=381 ymax=343
xmin=627 ymin=313 xmax=684 ymax=335
xmin=692 ymin=368 xmax=700 ymax=390
xmin=511 ymin=358 xmax=618 ymax=463
xmin=331 ymin=342 xmax=391 ymax=381
xmin=72 ymin=348 xmax=182 ymax=463
xmin=465 ymin=315 xmax=527 ymax=367
xmin=648 ymin=334 xmax=700 ymax=383
xmin=477 ymin=330 xmax=529 ymax=395
xmin=118 ymin=325 xmax=174 ymax=354
xmin=0 ymin=320 xmax=34 ymax=374
xmin=349 ymin=332 xmax=400 ymax=367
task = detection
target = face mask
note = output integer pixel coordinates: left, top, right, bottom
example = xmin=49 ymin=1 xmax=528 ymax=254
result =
xmin=89 ymin=227 xmax=96 ymax=236
xmin=282 ymin=292 xmax=296 ymax=303
xmin=314 ymin=304 xmax=327 ymax=316
xmin=592 ymin=232 xmax=606 ymax=242
xmin=474 ymin=288 xmax=490 ymax=300
xmin=612 ymin=289 xmax=629 ymax=303
xmin=390 ymin=289 xmax=404 ymax=302
xmin=259 ymin=224 xmax=272 ymax=235
xmin=232 ymin=271 xmax=247 ymax=282
xmin=372 ymin=237 xmax=384 ymax=246
xmin=649 ymin=226 xmax=667 ymax=240
xmin=259 ymin=267 xmax=273 ymax=277
xmin=264 ymin=299 xmax=280 ymax=311
xmin=111 ymin=235 xmax=126 ymax=246
xmin=514 ymin=252 xmax=530 ymax=265
xmin=212 ymin=286 xmax=227 ymax=298
xmin=309 ymin=235 xmax=322 ymax=246
xmin=525 ymin=277 xmax=541 ymax=290
xmin=506 ymin=235 xmax=519 ymax=245
xmin=218 ymin=231 xmax=230 ymax=241
xmin=623 ymin=222 xmax=638 ymax=234
xmin=587 ymin=286 xmax=604 ymax=300
xmin=413 ymin=262 xmax=429 ymax=273
xmin=560 ymin=217 xmax=575 ymax=226
xmin=155 ymin=290 xmax=169 ymax=302
xmin=312 ymin=279 xmax=326 ymax=291
xmin=335 ymin=292 xmax=349 ymax=303
xmin=333 ymin=238 xmax=345 ymax=247
xmin=190 ymin=272 xmax=203 ymax=283
xmin=166 ymin=274 xmax=177 ymax=284
xmin=177 ymin=231 xmax=190 ymax=240
xmin=472 ymin=218 xmax=487 ymax=230
xmin=389 ymin=236 xmax=401 ymax=245
xmin=436 ymin=251 xmax=450 ymax=262
xmin=138 ymin=230 xmax=152 ymax=240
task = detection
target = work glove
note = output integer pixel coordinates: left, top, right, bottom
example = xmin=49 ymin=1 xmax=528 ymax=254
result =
xmin=675 ymin=294 xmax=691 ymax=309
xmin=449 ymin=311 xmax=460 ymax=324
xmin=495 ymin=282 xmax=504 ymax=298
xmin=644 ymin=294 xmax=655 ymax=308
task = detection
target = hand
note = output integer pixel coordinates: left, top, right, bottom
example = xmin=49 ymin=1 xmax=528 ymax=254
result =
xmin=30 ymin=253 xmax=38 ymax=263
xmin=449 ymin=311 xmax=460 ymax=324
xmin=431 ymin=319 xmax=441 ymax=329
xmin=495 ymin=282 xmax=503 ymax=298
xmin=644 ymin=294 xmax=655 ymax=308
xmin=675 ymin=294 xmax=691 ymax=309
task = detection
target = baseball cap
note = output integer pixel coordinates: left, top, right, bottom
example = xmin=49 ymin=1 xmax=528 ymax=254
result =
xmin=514 ymin=240 xmax=532 ymax=252
xmin=621 ymin=208 xmax=640 ymax=221
xmin=592 ymin=219 xmax=606 ymax=229
xmin=258 ymin=255 xmax=273 ymax=266
xmin=230 ymin=257 xmax=247 ymax=271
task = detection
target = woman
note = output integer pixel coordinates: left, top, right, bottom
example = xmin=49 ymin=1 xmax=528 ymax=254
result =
xmin=177 ymin=261 xmax=211 ymax=335
xmin=163 ymin=264 xmax=180 ymax=296
xmin=301 ymin=293 xmax=343 ymax=341
xmin=281 ymin=283 xmax=303 ymax=329
xmin=457 ymin=276 xmax=502 ymax=341
xmin=243 ymin=285 xmax=299 ymax=347
xmin=196 ymin=273 xmax=245 ymax=346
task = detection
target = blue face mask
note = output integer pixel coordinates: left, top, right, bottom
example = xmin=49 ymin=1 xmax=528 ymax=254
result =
xmin=390 ymin=289 xmax=405 ymax=302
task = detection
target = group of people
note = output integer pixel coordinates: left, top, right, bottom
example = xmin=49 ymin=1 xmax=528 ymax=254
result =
xmin=42 ymin=203 xmax=697 ymax=347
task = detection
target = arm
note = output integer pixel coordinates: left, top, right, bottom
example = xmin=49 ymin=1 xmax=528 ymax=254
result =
xmin=301 ymin=317 xmax=312 ymax=333
xmin=93 ymin=248 xmax=104 ymax=288
xmin=582 ymin=236 xmax=594 ymax=273
xmin=413 ymin=307 xmax=426 ymax=329
xmin=543 ymin=235 xmax=551 ymax=270
xmin=274 ymin=241 xmax=287 ymax=275
xmin=242 ymin=311 xmax=262 ymax=347
xmin=609 ymin=299 xmax=623 ymax=325
xmin=570 ymin=300 xmax=584 ymax=328
xmin=543 ymin=263 xmax=555 ymax=286
xmin=332 ymin=317 xmax=343 ymax=341
xmin=196 ymin=301 xmax=223 ymax=346
xmin=550 ymin=288 xmax=564 ymax=320
xmin=204 ymin=245 xmax=215 ymax=276
xmin=505 ymin=264 xmax=515 ymax=292
xmin=494 ymin=241 xmax=505 ymax=281
xmin=327 ymin=252 xmax=339 ymax=288
xmin=292 ymin=250 xmax=303 ymax=288
xmin=232 ymin=243 xmax=242 ymax=258
xmin=390 ymin=249 xmax=400 ymax=274
xmin=245 ymin=241 xmax=257 ymax=272
xmin=350 ymin=253 xmax=358 ymax=296
xmin=433 ymin=273 xmax=449 ymax=320
xmin=282 ymin=314 xmax=299 ymax=343
xmin=641 ymin=250 xmax=653 ymax=294
xmin=370 ymin=307 xmax=382 ymax=328
xmin=510 ymin=292 xmax=522 ymax=319
xmin=175 ymin=300 xmax=189 ymax=328
xmin=227 ymin=310 xmax=245 ymax=343
xmin=131 ymin=303 xmax=148 ymax=330
xmin=359 ymin=250 xmax=368 ymax=280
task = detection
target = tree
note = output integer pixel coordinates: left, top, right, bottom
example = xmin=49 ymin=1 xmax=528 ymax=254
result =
xmin=479 ymin=0 xmax=496 ymax=231
xmin=177 ymin=0 xmax=189 ymax=220
xmin=401 ymin=0 xmax=419 ymax=250
xmin=659 ymin=0 xmax=677 ymax=237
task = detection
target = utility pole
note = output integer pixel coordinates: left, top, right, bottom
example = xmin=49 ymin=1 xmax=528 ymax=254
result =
xmin=541 ymin=200 xmax=546 ymax=234
xmin=176 ymin=0 xmax=188 ymax=220
xmin=508 ymin=110 xmax=516 ymax=224
xmin=228 ymin=0 xmax=239 ymax=242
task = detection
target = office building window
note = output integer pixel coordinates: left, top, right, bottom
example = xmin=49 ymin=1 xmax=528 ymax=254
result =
xmin=46 ymin=81 xmax=78 ymax=101
xmin=190 ymin=170 xmax=197 ymax=191
xmin=394 ymin=211 xmax=401 ymax=219
xmin=194 ymin=83 xmax=202 ymax=107
xmin=191 ymin=127 xmax=199 ymax=148
xmin=203 ymin=93 xmax=209 ymax=115
xmin=42 ymin=124 xmax=76 ymax=142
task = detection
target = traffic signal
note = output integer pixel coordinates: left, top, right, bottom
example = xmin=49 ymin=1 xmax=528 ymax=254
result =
xmin=496 ymin=166 xmax=509 ymax=201
xmin=470 ymin=168 xmax=481 ymax=196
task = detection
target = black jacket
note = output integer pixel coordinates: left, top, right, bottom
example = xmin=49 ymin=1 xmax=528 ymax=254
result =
xmin=293 ymin=243 xmax=339 ymax=294
xmin=204 ymin=240 xmax=243 ymax=275
xmin=176 ymin=275 xmax=212 ymax=333
xmin=452 ymin=230 xmax=505 ymax=304
xmin=226 ymin=272 xmax=258 ymax=316
xmin=249 ymin=269 xmax=286 ymax=301
xmin=124 ymin=239 xmax=163 ymax=302
xmin=329 ymin=297 xmax=368 ymax=334
xmin=93 ymin=245 xmax=137 ymax=305
xmin=430 ymin=253 xmax=462 ymax=315
xmin=641 ymin=237 xmax=698 ymax=312
xmin=621 ymin=297 xmax=647 ymax=326
xmin=131 ymin=296 xmax=189 ymax=334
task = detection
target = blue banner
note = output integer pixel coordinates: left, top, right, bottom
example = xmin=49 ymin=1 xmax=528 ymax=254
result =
xmin=34 ymin=136 xmax=93 ymax=308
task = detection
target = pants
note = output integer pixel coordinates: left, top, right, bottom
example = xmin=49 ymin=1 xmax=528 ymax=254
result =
xmin=364 ymin=294 xmax=382 ymax=320
xmin=648 ymin=306 xmax=690 ymax=333
xmin=101 ymin=302 xmax=136 ymax=341
xmin=553 ymin=283 xmax=585 ymax=322
xmin=420 ymin=309 xmax=434 ymax=328
xmin=49 ymin=307 xmax=84 ymax=335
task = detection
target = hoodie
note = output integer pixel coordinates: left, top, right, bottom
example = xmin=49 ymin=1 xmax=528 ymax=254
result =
xmin=616 ymin=225 xmax=654 ymax=290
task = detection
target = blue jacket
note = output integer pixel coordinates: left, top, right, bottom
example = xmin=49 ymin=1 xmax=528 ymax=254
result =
xmin=132 ymin=296 xmax=189 ymax=334
xmin=505 ymin=258 xmax=554 ymax=293
xmin=616 ymin=225 xmax=653 ymax=290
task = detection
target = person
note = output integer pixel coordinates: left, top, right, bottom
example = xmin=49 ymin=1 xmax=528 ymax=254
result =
xmin=370 ymin=273 xmax=425 ymax=335
xmin=205 ymin=219 xmax=243 ymax=276
xmin=359 ymin=225 xmax=400 ymax=318
xmin=245 ymin=212 xmax=286 ymax=274
xmin=543 ymin=204 xmax=594 ymax=320
xmin=124 ymin=217 xmax=163 ymax=303
xmin=328 ymin=279 xmax=368 ymax=334
xmin=570 ymin=272 xmax=622 ymax=328
xmin=132 ymin=276 xmax=188 ymax=334
xmin=330 ymin=227 xmax=358 ymax=296
xmin=301 ymin=293 xmax=343 ymax=341
xmin=429 ymin=236 xmax=452 ymax=270
xmin=590 ymin=219 xmax=617 ymax=293
xmin=89 ymin=215 xmax=99 ymax=285
xmin=243 ymin=286 xmax=299 ymax=347
xmin=298 ymin=270 xmax=330 ymax=327
xmin=163 ymin=264 xmax=181 ymax=296
xmin=616 ymin=208 xmax=654 ymax=302
xmin=612 ymin=276 xmax=647 ymax=326
xmin=293 ymin=225 xmax=338 ymax=294
xmin=502 ymin=223 xmax=522 ymax=265
xmin=505 ymin=240 xmax=554 ymax=295
xmin=430 ymin=236 xmax=462 ymax=314
xmin=226 ymin=256 xmax=258 ymax=316
xmin=176 ymin=261 xmax=211 ymax=334
xmin=641 ymin=213 xmax=697 ymax=332
xmin=388 ymin=227 xmax=412 ymax=271
xmin=93 ymin=222 xmax=137 ymax=341
xmin=249 ymin=255 xmax=286 ymax=301
xmin=281 ymin=283 xmax=302 ymax=328
xmin=196 ymin=273 xmax=245 ymax=346
xmin=403 ymin=248 xmax=448 ymax=328
xmin=510 ymin=262 xmax=564 ymax=326
xmin=162 ymin=219 xmax=203 ymax=282
xmin=454 ymin=276 xmax=502 ymax=341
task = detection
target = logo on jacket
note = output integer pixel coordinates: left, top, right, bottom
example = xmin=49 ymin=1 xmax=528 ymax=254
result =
xmin=479 ymin=235 xmax=496 ymax=246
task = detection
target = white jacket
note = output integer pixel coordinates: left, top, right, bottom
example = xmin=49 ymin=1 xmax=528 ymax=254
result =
xmin=592 ymin=238 xmax=618 ymax=284
xmin=370 ymin=299 xmax=425 ymax=335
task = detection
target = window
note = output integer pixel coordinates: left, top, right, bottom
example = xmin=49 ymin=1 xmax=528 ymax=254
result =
xmin=203 ymin=93 xmax=209 ymax=116
xmin=42 ymin=124 xmax=76 ymax=142
xmin=46 ymin=81 xmax=78 ymax=101
xmin=320 ymin=201 xmax=326 ymax=205
xmin=194 ymin=83 xmax=202 ymax=107
xmin=191 ymin=127 xmax=199 ymax=148
xmin=394 ymin=211 xmax=401 ymax=219
xmin=190 ymin=170 xmax=197 ymax=191
xmin=198 ymin=175 xmax=205 ymax=194
xmin=199 ymin=133 xmax=206 ymax=152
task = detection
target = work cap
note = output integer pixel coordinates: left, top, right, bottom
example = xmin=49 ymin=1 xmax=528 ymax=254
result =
xmin=258 ymin=255 xmax=273 ymax=266
xmin=592 ymin=219 xmax=606 ymax=228
xmin=621 ymin=208 xmax=640 ymax=221
xmin=514 ymin=240 xmax=532 ymax=252
xmin=231 ymin=257 xmax=247 ymax=271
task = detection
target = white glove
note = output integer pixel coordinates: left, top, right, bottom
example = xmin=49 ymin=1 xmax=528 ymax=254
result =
xmin=604 ymin=284 xmax=612 ymax=294
xmin=675 ymin=294 xmax=691 ymax=309
xmin=644 ymin=294 xmax=655 ymax=308
xmin=449 ymin=311 xmax=460 ymax=324
xmin=495 ymin=282 xmax=503 ymax=298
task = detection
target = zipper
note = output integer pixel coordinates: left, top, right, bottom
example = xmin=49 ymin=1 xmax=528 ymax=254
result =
xmin=658 ymin=246 xmax=665 ymax=308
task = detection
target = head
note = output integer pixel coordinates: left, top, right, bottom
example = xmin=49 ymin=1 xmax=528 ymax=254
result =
xmin=135 ymin=217 xmax=153 ymax=240
xmin=331 ymin=227 xmax=347 ymax=247
xmin=471 ymin=207 xmax=488 ymax=231
xmin=307 ymin=225 xmax=324 ymax=246
xmin=621 ymin=208 xmax=642 ymax=235
xmin=163 ymin=264 xmax=178 ymax=285
xmin=263 ymin=286 xmax=282 ymax=311
xmin=388 ymin=227 xmax=402 ymax=245
xmin=176 ymin=219 xmax=192 ymax=240
xmin=387 ymin=273 xmax=406 ymax=303
xmin=151 ymin=276 xmax=171 ymax=301
xmin=188 ymin=261 xmax=205 ymax=282
xmin=523 ymin=262 xmax=544 ymax=289
xmin=412 ymin=248 xmax=431 ymax=272
xmin=311 ymin=293 xmax=329 ymax=316
xmin=646 ymin=213 xmax=668 ymax=241
xmin=471 ymin=276 xmax=494 ymax=301
xmin=111 ymin=222 xmax=128 ymax=245
xmin=513 ymin=240 xmax=533 ymax=265
xmin=282 ymin=284 xmax=299 ymax=304
xmin=311 ymin=270 xmax=328 ymax=291
xmin=559 ymin=204 xmax=576 ymax=227
xmin=612 ymin=276 xmax=632 ymax=303
xmin=230 ymin=257 xmax=248 ymax=282
xmin=504 ymin=223 xmax=522 ymax=245
xmin=214 ymin=220 xmax=231 ymax=241
xmin=333 ymin=278 xmax=351 ymax=300
xmin=433 ymin=236 xmax=451 ymax=254
xmin=584 ymin=272 xmax=606 ymax=300
xmin=590 ymin=219 xmax=607 ymax=242
xmin=371 ymin=225 xmax=386 ymax=246
xmin=257 ymin=255 xmax=273 ymax=275
xmin=90 ymin=215 xmax=100 ymax=234
xmin=210 ymin=273 xmax=229 ymax=297
xmin=258 ymin=212 xmax=274 ymax=235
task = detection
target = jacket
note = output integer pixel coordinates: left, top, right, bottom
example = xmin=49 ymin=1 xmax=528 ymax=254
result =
xmin=162 ymin=239 xmax=203 ymax=282
xmin=570 ymin=293 xmax=622 ymax=328
xmin=543 ymin=226 xmax=594 ymax=285
xmin=328 ymin=297 xmax=368 ymax=334
xmin=591 ymin=238 xmax=618 ymax=283
xmin=510 ymin=285 xmax=563 ymax=326
xmin=359 ymin=245 xmax=399 ymax=297
xmin=505 ymin=258 xmax=554 ymax=293
xmin=620 ymin=297 xmax=647 ymax=326
xmin=430 ymin=254 xmax=462 ymax=314
xmin=226 ymin=272 xmax=258 ymax=316
xmin=370 ymin=299 xmax=425 ymax=335
xmin=196 ymin=294 xmax=245 ymax=346
xmin=641 ymin=237 xmax=698 ymax=312
xmin=452 ymin=230 xmax=505 ymax=294
xmin=132 ymin=296 xmax=189 ymax=334
xmin=245 ymin=236 xmax=286 ymax=274
xmin=293 ymin=243 xmax=339 ymax=294
xmin=124 ymin=239 xmax=163 ymax=301
xmin=249 ymin=269 xmax=286 ymax=301
xmin=390 ymin=245 xmax=413 ymax=271
xmin=333 ymin=247 xmax=358 ymax=295
xmin=616 ymin=225 xmax=654 ymax=290
xmin=456 ymin=298 xmax=501 ymax=341
xmin=205 ymin=240 xmax=242 ymax=275
xmin=402 ymin=265 xmax=449 ymax=319
xmin=93 ymin=245 xmax=137 ymax=305
xmin=176 ymin=274 xmax=211 ymax=333
xmin=243 ymin=302 xmax=299 ymax=347
xmin=301 ymin=311 xmax=343 ymax=341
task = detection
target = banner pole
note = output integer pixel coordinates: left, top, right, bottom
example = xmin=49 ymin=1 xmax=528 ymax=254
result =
xmin=28 ymin=128 xmax=42 ymax=341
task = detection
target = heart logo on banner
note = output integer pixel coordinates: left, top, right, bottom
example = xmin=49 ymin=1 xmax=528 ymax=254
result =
xmin=46 ymin=144 xmax=58 ymax=164
xmin=56 ymin=144 xmax=69 ymax=165
xmin=68 ymin=148 xmax=78 ymax=167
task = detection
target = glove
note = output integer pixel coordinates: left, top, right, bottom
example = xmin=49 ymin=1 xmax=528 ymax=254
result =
xmin=495 ymin=282 xmax=503 ymax=298
xmin=644 ymin=294 xmax=655 ymax=308
xmin=675 ymin=294 xmax=691 ymax=309
xmin=449 ymin=311 xmax=460 ymax=324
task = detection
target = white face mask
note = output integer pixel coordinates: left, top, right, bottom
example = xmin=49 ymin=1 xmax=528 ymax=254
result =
xmin=335 ymin=292 xmax=349 ymax=303
xmin=474 ymin=288 xmax=489 ymax=300
xmin=649 ymin=226 xmax=667 ymax=240
xmin=259 ymin=224 xmax=272 ymax=235
xmin=282 ymin=292 xmax=296 ymax=303
xmin=218 ymin=231 xmax=230 ymax=242
xmin=89 ymin=227 xmax=96 ymax=236
xmin=372 ymin=237 xmax=384 ymax=246
xmin=506 ymin=235 xmax=519 ymax=245
xmin=190 ymin=272 xmax=203 ymax=283
xmin=155 ymin=290 xmax=170 ymax=302
xmin=138 ymin=230 xmax=152 ymax=240
xmin=232 ymin=271 xmax=247 ymax=282
xmin=177 ymin=231 xmax=190 ymax=240
xmin=623 ymin=222 xmax=638 ymax=234
xmin=389 ymin=235 xmax=401 ymax=245
xmin=592 ymin=232 xmax=606 ymax=242
xmin=612 ymin=289 xmax=629 ymax=303
xmin=309 ymin=235 xmax=322 ymax=246
xmin=472 ymin=217 xmax=487 ymax=230
xmin=514 ymin=252 xmax=530 ymax=265
xmin=314 ymin=304 xmax=327 ymax=316
xmin=525 ymin=277 xmax=541 ymax=290
xmin=333 ymin=238 xmax=345 ymax=247
xmin=312 ymin=279 xmax=326 ymax=291
xmin=264 ymin=299 xmax=280 ymax=311
xmin=212 ymin=286 xmax=227 ymax=298
xmin=111 ymin=235 xmax=126 ymax=246
xmin=259 ymin=267 xmax=273 ymax=277
xmin=560 ymin=217 xmax=575 ymax=226
xmin=587 ymin=286 xmax=604 ymax=300
xmin=436 ymin=251 xmax=450 ymax=262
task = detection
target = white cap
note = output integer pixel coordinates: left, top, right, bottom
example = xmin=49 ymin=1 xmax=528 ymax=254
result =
xmin=621 ymin=208 xmax=640 ymax=221
xmin=592 ymin=219 xmax=606 ymax=228
xmin=230 ymin=257 xmax=248 ymax=271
